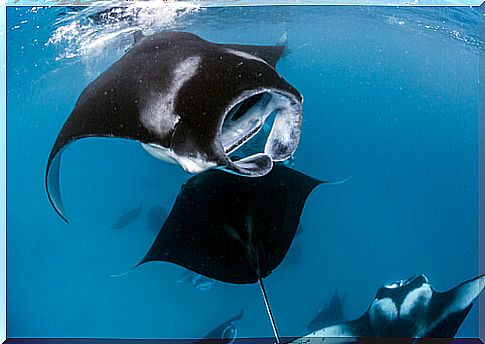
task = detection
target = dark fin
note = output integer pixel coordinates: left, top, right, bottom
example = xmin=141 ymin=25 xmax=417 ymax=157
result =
xmin=424 ymin=304 xmax=473 ymax=338
xmin=44 ymin=68 xmax=169 ymax=222
xmin=425 ymin=274 xmax=485 ymax=337
xmin=222 ymin=43 xmax=286 ymax=68
xmin=45 ymin=149 xmax=69 ymax=223
xmin=137 ymin=164 xmax=323 ymax=284
xmin=111 ymin=205 xmax=143 ymax=229
xmin=259 ymin=278 xmax=281 ymax=344
xmin=329 ymin=290 xmax=347 ymax=323
xmin=430 ymin=274 xmax=485 ymax=314
xmin=307 ymin=290 xmax=347 ymax=333
xmin=134 ymin=29 xmax=145 ymax=44
xmin=231 ymin=308 xmax=244 ymax=323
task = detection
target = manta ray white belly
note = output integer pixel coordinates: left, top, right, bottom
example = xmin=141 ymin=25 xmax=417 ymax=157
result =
xmin=141 ymin=143 xmax=217 ymax=173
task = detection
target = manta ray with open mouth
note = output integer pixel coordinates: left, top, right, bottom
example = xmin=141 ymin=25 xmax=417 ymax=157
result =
xmin=45 ymin=31 xmax=303 ymax=222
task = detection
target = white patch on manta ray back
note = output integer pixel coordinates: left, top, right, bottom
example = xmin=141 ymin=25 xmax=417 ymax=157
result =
xmin=140 ymin=56 xmax=201 ymax=136
xmin=400 ymin=283 xmax=433 ymax=318
xmin=369 ymin=297 xmax=398 ymax=323
xmin=225 ymin=48 xmax=267 ymax=65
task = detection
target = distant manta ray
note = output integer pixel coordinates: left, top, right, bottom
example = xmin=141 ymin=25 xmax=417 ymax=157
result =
xmin=111 ymin=204 xmax=143 ymax=229
xmin=198 ymin=310 xmax=244 ymax=343
xmin=176 ymin=270 xmax=216 ymax=292
xmin=45 ymin=31 xmax=303 ymax=223
xmin=307 ymin=290 xmax=347 ymax=333
xmin=291 ymin=274 xmax=485 ymax=343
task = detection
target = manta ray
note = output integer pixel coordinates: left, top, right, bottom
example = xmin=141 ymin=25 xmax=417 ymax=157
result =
xmin=46 ymin=31 xmax=303 ymax=222
xmin=134 ymin=164 xmax=325 ymax=343
xmin=292 ymin=274 xmax=485 ymax=343
xmin=197 ymin=310 xmax=244 ymax=343
xmin=307 ymin=291 xmax=347 ymax=334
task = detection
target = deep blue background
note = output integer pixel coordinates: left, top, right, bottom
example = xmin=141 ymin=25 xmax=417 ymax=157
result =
xmin=6 ymin=4 xmax=481 ymax=340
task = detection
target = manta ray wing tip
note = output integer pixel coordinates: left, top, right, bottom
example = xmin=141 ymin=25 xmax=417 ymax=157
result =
xmin=110 ymin=268 xmax=135 ymax=278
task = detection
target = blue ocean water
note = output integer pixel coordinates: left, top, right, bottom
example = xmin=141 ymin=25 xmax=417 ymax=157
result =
xmin=6 ymin=3 xmax=482 ymax=340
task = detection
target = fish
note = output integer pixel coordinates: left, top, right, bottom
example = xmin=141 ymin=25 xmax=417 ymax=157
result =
xmin=111 ymin=204 xmax=143 ymax=229
xmin=307 ymin=290 xmax=347 ymax=333
xmin=136 ymin=164 xmax=324 ymax=342
xmin=292 ymin=274 xmax=485 ymax=343
xmin=176 ymin=270 xmax=216 ymax=292
xmin=197 ymin=309 xmax=244 ymax=344
xmin=45 ymin=31 xmax=303 ymax=223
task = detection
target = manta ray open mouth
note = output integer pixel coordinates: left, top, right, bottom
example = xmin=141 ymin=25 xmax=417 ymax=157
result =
xmin=220 ymin=90 xmax=302 ymax=176
xmin=45 ymin=32 xmax=304 ymax=222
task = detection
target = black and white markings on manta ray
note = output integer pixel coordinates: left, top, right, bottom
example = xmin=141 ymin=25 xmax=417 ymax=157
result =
xmin=45 ymin=31 xmax=303 ymax=222
xmin=292 ymin=274 xmax=485 ymax=343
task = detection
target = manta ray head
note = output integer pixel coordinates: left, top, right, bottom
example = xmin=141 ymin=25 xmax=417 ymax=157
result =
xmin=141 ymin=88 xmax=302 ymax=178
xmin=369 ymin=274 xmax=433 ymax=337
xmin=296 ymin=274 xmax=485 ymax=341
xmin=367 ymin=274 xmax=485 ymax=338
xmin=45 ymin=31 xmax=304 ymax=223
xmin=219 ymin=89 xmax=302 ymax=177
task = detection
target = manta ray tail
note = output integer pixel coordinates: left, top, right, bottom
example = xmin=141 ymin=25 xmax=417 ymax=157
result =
xmin=259 ymin=278 xmax=281 ymax=344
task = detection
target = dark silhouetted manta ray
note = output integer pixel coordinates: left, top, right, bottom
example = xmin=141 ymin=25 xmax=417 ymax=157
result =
xmin=46 ymin=31 xmax=303 ymax=223
xmin=133 ymin=164 xmax=325 ymax=343
xmin=111 ymin=204 xmax=143 ymax=229
xmin=137 ymin=164 xmax=322 ymax=284
xmin=307 ymin=290 xmax=347 ymax=334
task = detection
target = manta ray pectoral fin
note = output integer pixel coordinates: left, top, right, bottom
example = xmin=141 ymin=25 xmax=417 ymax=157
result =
xmin=423 ymin=274 xmax=485 ymax=338
xmin=45 ymin=150 xmax=69 ymax=223
xmin=225 ymin=153 xmax=274 ymax=177
xmin=232 ymin=308 xmax=244 ymax=322
xmin=443 ymin=274 xmax=485 ymax=315
xmin=277 ymin=31 xmax=288 ymax=46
